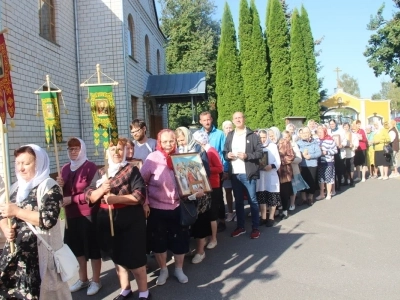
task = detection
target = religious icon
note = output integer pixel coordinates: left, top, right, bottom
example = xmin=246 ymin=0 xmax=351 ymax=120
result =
xmin=96 ymin=99 xmax=109 ymax=116
xmin=171 ymin=153 xmax=212 ymax=197
xmin=45 ymin=103 xmax=55 ymax=119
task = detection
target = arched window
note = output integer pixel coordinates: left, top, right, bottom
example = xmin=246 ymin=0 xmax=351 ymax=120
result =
xmin=39 ymin=0 xmax=56 ymax=42
xmin=145 ymin=35 xmax=150 ymax=73
xmin=128 ymin=14 xmax=135 ymax=58
xmin=157 ymin=49 xmax=161 ymax=75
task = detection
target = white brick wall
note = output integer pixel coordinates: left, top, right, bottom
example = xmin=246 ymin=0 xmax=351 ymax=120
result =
xmin=0 ymin=0 xmax=166 ymax=179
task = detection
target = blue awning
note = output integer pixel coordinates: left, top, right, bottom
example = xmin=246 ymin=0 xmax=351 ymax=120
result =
xmin=144 ymin=72 xmax=207 ymax=104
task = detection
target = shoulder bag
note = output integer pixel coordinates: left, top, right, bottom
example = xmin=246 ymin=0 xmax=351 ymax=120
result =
xmin=27 ymin=222 xmax=79 ymax=282
xmin=179 ymin=199 xmax=198 ymax=227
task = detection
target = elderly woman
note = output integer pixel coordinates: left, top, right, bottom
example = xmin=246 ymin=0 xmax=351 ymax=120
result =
xmin=365 ymin=125 xmax=377 ymax=178
xmin=175 ymin=127 xmax=211 ymax=265
xmin=342 ymin=122 xmax=359 ymax=187
xmin=193 ymin=130 xmax=223 ymax=254
xmin=256 ymin=129 xmax=281 ymax=227
xmin=221 ymin=120 xmax=235 ymax=222
xmin=270 ymin=128 xmax=295 ymax=219
xmin=286 ymin=123 xmax=298 ymax=142
xmin=281 ymin=131 xmax=309 ymax=210
xmin=388 ymin=120 xmax=400 ymax=178
xmin=0 ymin=144 xmax=71 ymax=300
xmin=85 ymin=138 xmax=150 ymax=300
xmin=141 ymin=129 xmax=205 ymax=285
xmin=373 ymin=121 xmax=391 ymax=179
xmin=316 ymin=127 xmax=337 ymax=200
xmin=56 ymin=138 xmax=101 ymax=295
xmin=297 ymin=127 xmax=322 ymax=206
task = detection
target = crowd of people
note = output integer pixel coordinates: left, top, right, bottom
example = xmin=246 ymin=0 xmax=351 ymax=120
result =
xmin=0 ymin=112 xmax=398 ymax=300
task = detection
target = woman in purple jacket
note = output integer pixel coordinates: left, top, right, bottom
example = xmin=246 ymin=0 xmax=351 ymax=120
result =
xmin=56 ymin=138 xmax=102 ymax=296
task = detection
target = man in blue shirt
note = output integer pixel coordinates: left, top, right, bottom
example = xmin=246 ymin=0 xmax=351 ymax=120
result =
xmin=199 ymin=111 xmax=227 ymax=234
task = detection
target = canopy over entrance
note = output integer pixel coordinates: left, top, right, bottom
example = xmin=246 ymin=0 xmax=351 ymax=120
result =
xmin=144 ymin=72 xmax=207 ymax=105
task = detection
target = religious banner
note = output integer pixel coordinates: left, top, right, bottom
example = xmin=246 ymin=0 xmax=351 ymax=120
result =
xmin=40 ymin=91 xmax=62 ymax=144
xmin=88 ymin=85 xmax=118 ymax=149
xmin=0 ymin=33 xmax=15 ymax=124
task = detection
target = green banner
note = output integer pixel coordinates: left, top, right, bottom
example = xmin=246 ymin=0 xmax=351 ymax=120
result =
xmin=88 ymin=85 xmax=118 ymax=149
xmin=40 ymin=92 xmax=62 ymax=144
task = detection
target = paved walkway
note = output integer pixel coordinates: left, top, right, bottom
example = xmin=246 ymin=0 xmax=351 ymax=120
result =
xmin=70 ymin=177 xmax=400 ymax=300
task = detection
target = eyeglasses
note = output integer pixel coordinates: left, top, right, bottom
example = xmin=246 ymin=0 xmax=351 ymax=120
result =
xmin=67 ymin=147 xmax=80 ymax=153
xmin=130 ymin=128 xmax=142 ymax=135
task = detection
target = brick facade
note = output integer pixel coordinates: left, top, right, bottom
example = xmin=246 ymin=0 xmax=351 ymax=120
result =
xmin=0 ymin=0 xmax=165 ymax=177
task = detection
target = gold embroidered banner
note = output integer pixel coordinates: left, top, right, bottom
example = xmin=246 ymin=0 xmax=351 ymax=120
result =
xmin=0 ymin=33 xmax=15 ymax=124
xmin=88 ymin=85 xmax=118 ymax=149
xmin=40 ymin=92 xmax=62 ymax=144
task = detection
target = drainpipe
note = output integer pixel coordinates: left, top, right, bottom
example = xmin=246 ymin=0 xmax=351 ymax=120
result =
xmin=121 ymin=3 xmax=130 ymax=130
xmin=73 ymin=0 xmax=84 ymax=138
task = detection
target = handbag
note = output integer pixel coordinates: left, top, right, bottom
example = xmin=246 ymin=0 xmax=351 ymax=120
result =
xmin=383 ymin=144 xmax=393 ymax=157
xmin=179 ymin=199 xmax=198 ymax=227
xmin=27 ymin=222 xmax=79 ymax=282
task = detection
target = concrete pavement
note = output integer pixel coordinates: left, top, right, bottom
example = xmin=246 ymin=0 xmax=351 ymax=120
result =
xmin=70 ymin=177 xmax=400 ymax=300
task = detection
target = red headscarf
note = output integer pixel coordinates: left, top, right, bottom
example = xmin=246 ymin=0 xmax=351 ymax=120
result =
xmin=156 ymin=129 xmax=176 ymax=170
xmin=320 ymin=127 xmax=333 ymax=141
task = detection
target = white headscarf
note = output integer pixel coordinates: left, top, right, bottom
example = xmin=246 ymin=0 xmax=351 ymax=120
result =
xmin=16 ymin=144 xmax=50 ymax=203
xmin=68 ymin=138 xmax=88 ymax=171
xmin=177 ymin=127 xmax=197 ymax=153
xmin=95 ymin=143 xmax=128 ymax=187
xmin=268 ymin=127 xmax=281 ymax=144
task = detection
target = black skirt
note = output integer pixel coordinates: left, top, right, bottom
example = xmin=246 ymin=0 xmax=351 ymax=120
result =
xmin=375 ymin=150 xmax=392 ymax=167
xmin=97 ymin=205 xmax=147 ymax=269
xmin=354 ymin=150 xmax=366 ymax=166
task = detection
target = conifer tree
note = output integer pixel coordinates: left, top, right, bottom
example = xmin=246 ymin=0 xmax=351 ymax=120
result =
xmin=216 ymin=3 xmax=244 ymax=126
xmin=246 ymin=0 xmax=272 ymax=128
xmin=266 ymin=0 xmax=292 ymax=128
xmin=290 ymin=8 xmax=308 ymax=117
xmin=300 ymin=5 xmax=320 ymax=121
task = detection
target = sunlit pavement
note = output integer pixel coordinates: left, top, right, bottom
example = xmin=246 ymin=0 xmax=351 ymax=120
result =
xmin=69 ymin=176 xmax=400 ymax=300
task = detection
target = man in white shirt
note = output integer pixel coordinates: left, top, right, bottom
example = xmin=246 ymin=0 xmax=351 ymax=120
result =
xmin=223 ymin=112 xmax=262 ymax=239
xmin=130 ymin=119 xmax=156 ymax=161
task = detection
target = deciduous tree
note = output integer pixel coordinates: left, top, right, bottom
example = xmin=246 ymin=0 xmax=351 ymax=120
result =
xmin=159 ymin=0 xmax=220 ymax=129
xmin=338 ymin=73 xmax=361 ymax=97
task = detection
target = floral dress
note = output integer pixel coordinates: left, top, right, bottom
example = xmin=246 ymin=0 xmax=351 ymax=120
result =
xmin=0 ymin=184 xmax=62 ymax=300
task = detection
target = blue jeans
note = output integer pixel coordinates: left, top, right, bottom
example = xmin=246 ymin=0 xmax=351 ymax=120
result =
xmin=231 ymin=174 xmax=259 ymax=229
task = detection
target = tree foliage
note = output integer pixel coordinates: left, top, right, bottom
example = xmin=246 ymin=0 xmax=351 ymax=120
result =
xmin=266 ymin=0 xmax=292 ymax=128
xmin=338 ymin=73 xmax=361 ymax=97
xmin=290 ymin=8 xmax=308 ymax=117
xmin=216 ymin=3 xmax=244 ymax=127
xmin=300 ymin=5 xmax=320 ymax=121
xmin=159 ymin=0 xmax=220 ymax=129
xmin=364 ymin=1 xmax=400 ymax=86
xmin=247 ymin=0 xmax=272 ymax=128
xmin=378 ymin=81 xmax=400 ymax=112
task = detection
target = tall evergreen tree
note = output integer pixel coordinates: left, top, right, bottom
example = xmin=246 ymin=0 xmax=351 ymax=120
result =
xmin=238 ymin=0 xmax=253 ymax=118
xmin=300 ymin=5 xmax=320 ymax=121
xmin=290 ymin=8 xmax=309 ymax=117
xmin=159 ymin=0 xmax=220 ymax=129
xmin=266 ymin=0 xmax=292 ymax=128
xmin=246 ymin=0 xmax=272 ymax=128
xmin=216 ymin=3 xmax=244 ymax=126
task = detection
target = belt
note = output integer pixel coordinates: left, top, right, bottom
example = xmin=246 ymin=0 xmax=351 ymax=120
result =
xmin=99 ymin=203 xmax=128 ymax=209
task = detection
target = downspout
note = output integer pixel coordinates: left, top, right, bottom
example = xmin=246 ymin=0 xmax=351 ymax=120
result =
xmin=121 ymin=3 xmax=130 ymax=129
xmin=73 ymin=0 xmax=84 ymax=138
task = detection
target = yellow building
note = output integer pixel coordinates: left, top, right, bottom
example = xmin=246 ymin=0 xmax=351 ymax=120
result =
xmin=321 ymin=88 xmax=391 ymax=125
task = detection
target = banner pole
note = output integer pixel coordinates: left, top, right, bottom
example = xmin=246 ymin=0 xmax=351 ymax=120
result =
xmin=96 ymin=64 xmax=114 ymax=237
xmin=0 ymin=121 xmax=15 ymax=253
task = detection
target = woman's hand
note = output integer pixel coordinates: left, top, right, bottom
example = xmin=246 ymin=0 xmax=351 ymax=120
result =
xmin=195 ymin=187 xmax=205 ymax=198
xmin=302 ymin=153 xmax=311 ymax=160
xmin=101 ymin=179 xmax=111 ymax=195
xmin=103 ymin=193 xmax=116 ymax=204
xmin=62 ymin=196 xmax=72 ymax=207
xmin=2 ymin=223 xmax=16 ymax=241
xmin=264 ymin=165 xmax=272 ymax=171
xmin=143 ymin=204 xmax=150 ymax=218
xmin=56 ymin=176 xmax=64 ymax=188
xmin=0 ymin=203 xmax=21 ymax=218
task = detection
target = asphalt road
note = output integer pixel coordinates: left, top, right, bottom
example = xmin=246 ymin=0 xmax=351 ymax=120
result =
xmin=69 ymin=177 xmax=400 ymax=300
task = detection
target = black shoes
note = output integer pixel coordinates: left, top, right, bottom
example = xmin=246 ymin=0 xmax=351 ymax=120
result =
xmin=113 ymin=291 xmax=133 ymax=300
xmin=139 ymin=292 xmax=152 ymax=300
xmin=266 ymin=219 xmax=274 ymax=227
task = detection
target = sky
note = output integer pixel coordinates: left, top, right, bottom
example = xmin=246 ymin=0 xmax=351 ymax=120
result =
xmin=216 ymin=0 xmax=394 ymax=99
xmin=156 ymin=0 xmax=395 ymax=99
